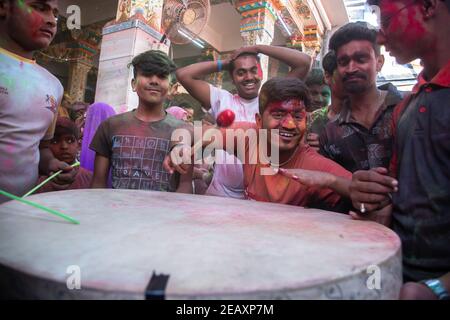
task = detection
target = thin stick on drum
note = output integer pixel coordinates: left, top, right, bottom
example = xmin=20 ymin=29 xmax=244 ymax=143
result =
xmin=22 ymin=161 xmax=80 ymax=198
xmin=0 ymin=189 xmax=80 ymax=225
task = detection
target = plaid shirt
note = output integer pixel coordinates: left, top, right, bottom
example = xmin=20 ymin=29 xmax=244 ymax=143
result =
xmin=319 ymin=83 xmax=404 ymax=172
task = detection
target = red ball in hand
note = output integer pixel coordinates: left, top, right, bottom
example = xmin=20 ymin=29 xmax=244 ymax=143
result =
xmin=216 ymin=109 xmax=235 ymax=128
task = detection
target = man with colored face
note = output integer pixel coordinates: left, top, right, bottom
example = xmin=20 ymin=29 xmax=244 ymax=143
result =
xmin=318 ymin=22 xmax=404 ymax=173
xmin=176 ymin=45 xmax=312 ymax=199
xmin=90 ymin=50 xmax=192 ymax=193
xmin=165 ymin=78 xmax=352 ymax=213
xmin=307 ymin=51 xmax=347 ymax=151
xmin=350 ymin=0 xmax=450 ymax=300
xmin=35 ymin=117 xmax=92 ymax=193
xmin=305 ymin=68 xmax=331 ymax=113
xmin=0 ymin=0 xmax=75 ymax=203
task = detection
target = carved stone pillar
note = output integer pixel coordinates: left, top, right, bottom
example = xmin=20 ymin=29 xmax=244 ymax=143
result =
xmin=235 ymin=1 xmax=277 ymax=83
xmin=67 ymin=60 xmax=92 ymax=102
xmin=95 ymin=0 xmax=169 ymax=113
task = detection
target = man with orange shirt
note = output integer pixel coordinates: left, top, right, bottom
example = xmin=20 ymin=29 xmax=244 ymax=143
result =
xmin=165 ymin=77 xmax=352 ymax=213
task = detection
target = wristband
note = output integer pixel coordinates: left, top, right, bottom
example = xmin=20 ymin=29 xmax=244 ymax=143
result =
xmin=421 ymin=279 xmax=450 ymax=300
xmin=217 ymin=59 xmax=222 ymax=72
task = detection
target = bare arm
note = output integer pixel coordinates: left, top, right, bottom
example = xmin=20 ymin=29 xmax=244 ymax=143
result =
xmin=91 ymin=154 xmax=110 ymax=188
xmin=232 ymin=45 xmax=312 ymax=79
xmin=278 ymin=168 xmax=350 ymax=198
xmin=258 ymin=45 xmax=312 ymax=79
xmin=176 ymin=61 xmax=223 ymax=110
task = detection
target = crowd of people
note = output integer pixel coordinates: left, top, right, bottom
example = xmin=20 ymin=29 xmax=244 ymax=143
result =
xmin=0 ymin=0 xmax=449 ymax=300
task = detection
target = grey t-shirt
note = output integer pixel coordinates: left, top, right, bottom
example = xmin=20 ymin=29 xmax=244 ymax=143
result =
xmin=0 ymin=48 xmax=63 ymax=203
xmin=90 ymin=110 xmax=188 ymax=192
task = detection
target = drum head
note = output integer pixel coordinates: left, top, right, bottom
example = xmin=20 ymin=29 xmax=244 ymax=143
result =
xmin=0 ymin=189 xmax=401 ymax=299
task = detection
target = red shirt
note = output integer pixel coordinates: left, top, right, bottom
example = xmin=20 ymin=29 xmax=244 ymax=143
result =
xmin=36 ymin=167 xmax=93 ymax=193
xmin=220 ymin=123 xmax=352 ymax=210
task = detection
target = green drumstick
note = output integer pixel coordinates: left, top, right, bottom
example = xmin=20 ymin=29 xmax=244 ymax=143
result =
xmin=22 ymin=161 xmax=80 ymax=198
xmin=0 ymin=189 xmax=80 ymax=225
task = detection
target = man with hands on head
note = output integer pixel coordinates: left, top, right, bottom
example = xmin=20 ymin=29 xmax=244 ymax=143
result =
xmin=175 ymin=44 xmax=312 ymax=199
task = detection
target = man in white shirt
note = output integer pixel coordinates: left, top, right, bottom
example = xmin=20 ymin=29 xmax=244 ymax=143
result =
xmin=176 ymin=45 xmax=312 ymax=198
xmin=0 ymin=0 xmax=75 ymax=203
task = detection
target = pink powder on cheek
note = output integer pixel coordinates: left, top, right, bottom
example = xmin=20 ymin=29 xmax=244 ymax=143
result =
xmin=405 ymin=8 xmax=426 ymax=39
xmin=29 ymin=11 xmax=45 ymax=39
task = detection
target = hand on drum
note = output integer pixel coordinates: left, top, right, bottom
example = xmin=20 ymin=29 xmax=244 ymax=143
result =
xmin=349 ymin=203 xmax=393 ymax=227
xmin=349 ymin=167 xmax=397 ymax=213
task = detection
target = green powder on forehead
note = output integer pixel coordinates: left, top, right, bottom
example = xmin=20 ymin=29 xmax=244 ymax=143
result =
xmin=16 ymin=0 xmax=32 ymax=13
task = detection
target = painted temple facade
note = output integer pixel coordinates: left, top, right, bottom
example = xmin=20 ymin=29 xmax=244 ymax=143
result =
xmin=37 ymin=0 xmax=349 ymax=113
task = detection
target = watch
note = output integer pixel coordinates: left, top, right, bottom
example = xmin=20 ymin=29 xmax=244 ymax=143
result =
xmin=421 ymin=279 xmax=450 ymax=300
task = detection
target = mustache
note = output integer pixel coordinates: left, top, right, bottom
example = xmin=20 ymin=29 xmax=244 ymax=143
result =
xmin=343 ymin=72 xmax=367 ymax=82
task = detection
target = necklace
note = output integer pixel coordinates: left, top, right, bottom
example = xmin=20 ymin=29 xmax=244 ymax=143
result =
xmin=269 ymin=142 xmax=301 ymax=168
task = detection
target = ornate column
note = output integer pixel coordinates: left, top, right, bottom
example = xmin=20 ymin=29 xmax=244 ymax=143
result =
xmin=67 ymin=60 xmax=92 ymax=102
xmin=116 ymin=0 xmax=163 ymax=30
xmin=235 ymin=0 xmax=278 ymax=83
xmin=303 ymin=26 xmax=322 ymax=62
xmin=95 ymin=0 xmax=168 ymax=113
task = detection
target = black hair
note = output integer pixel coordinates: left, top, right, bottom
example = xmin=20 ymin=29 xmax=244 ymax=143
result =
xmin=329 ymin=21 xmax=380 ymax=55
xmin=128 ymin=50 xmax=177 ymax=79
xmin=54 ymin=117 xmax=80 ymax=140
xmin=228 ymin=52 xmax=260 ymax=74
xmin=322 ymin=50 xmax=337 ymax=76
xmin=305 ymin=68 xmax=326 ymax=88
xmin=258 ymin=77 xmax=310 ymax=114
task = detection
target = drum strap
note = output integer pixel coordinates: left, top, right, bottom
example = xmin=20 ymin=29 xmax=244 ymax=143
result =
xmin=145 ymin=271 xmax=170 ymax=300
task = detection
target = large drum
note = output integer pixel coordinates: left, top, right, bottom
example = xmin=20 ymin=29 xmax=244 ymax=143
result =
xmin=0 ymin=189 xmax=402 ymax=299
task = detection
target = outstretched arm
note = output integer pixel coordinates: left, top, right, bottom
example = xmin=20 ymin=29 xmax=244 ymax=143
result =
xmin=278 ymin=168 xmax=350 ymax=197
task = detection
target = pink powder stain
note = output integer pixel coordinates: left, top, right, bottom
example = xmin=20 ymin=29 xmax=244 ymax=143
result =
xmin=2 ymin=158 xmax=15 ymax=170
xmin=29 ymin=11 xmax=45 ymax=40
xmin=402 ymin=8 xmax=427 ymax=47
